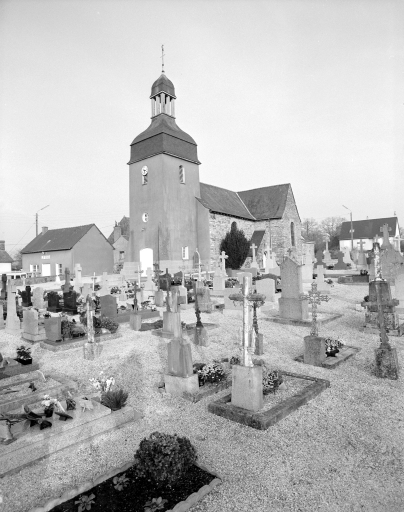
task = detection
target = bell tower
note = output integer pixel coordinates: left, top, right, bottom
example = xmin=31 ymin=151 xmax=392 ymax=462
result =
xmin=123 ymin=67 xmax=201 ymax=277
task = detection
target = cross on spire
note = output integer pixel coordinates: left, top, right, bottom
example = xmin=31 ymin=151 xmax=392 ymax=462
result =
xmin=161 ymin=44 xmax=165 ymax=73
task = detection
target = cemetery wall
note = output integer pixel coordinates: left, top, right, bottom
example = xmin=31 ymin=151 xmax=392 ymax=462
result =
xmin=72 ymin=225 xmax=114 ymax=275
xmin=269 ymin=187 xmax=302 ymax=262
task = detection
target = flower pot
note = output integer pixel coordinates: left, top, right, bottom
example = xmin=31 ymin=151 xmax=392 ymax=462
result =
xmin=16 ymin=357 xmax=33 ymax=366
xmin=44 ymin=406 xmax=54 ymax=418
xmin=326 ymin=349 xmax=339 ymax=357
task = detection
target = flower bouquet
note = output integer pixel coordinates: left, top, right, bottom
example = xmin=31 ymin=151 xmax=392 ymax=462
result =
xmin=324 ymin=337 xmax=344 ymax=357
xmin=89 ymin=371 xmax=115 ymax=394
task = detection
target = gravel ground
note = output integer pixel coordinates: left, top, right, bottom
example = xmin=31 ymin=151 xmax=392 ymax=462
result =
xmin=0 ymin=283 xmax=403 ymax=512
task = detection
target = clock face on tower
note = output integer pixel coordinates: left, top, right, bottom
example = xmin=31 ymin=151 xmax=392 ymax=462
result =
xmin=141 ymin=166 xmax=148 ymax=176
xmin=142 ymin=213 xmax=149 ymax=223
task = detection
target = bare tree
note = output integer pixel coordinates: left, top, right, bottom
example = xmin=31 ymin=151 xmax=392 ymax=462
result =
xmin=319 ymin=217 xmax=346 ymax=239
xmin=302 ymin=218 xmax=319 ymax=239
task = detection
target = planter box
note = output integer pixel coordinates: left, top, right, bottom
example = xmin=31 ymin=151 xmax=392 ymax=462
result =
xmin=15 ymin=357 xmax=33 ymax=366
xmin=28 ymin=460 xmax=221 ymax=512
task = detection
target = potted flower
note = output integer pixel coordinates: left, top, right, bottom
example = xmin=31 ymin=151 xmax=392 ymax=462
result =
xmin=15 ymin=345 xmax=32 ymax=365
xmin=89 ymin=371 xmax=115 ymax=400
xmin=41 ymin=394 xmax=65 ymax=417
xmin=324 ymin=337 xmax=344 ymax=357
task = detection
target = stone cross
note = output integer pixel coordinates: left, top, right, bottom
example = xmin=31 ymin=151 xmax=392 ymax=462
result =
xmin=250 ymin=243 xmax=257 ymax=263
xmin=63 ymin=268 xmax=71 ymax=293
xmin=373 ymin=241 xmax=383 ymax=281
xmin=86 ymin=296 xmax=95 ymax=343
xmin=324 ymin=234 xmax=330 ymax=251
xmin=153 ymin=262 xmax=162 ymax=290
xmin=380 ymin=223 xmax=392 ymax=247
xmin=357 ymin=239 xmax=365 ymax=252
xmin=229 ymin=276 xmax=255 ymax=367
xmin=163 ymin=268 xmax=171 ymax=311
xmin=300 ymin=282 xmax=330 ymax=337
xmin=219 ymin=251 xmax=228 ymax=274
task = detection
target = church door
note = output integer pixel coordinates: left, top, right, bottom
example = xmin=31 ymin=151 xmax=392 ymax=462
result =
xmin=139 ymin=248 xmax=153 ymax=273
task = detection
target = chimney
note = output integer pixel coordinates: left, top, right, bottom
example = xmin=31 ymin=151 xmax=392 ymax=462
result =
xmin=113 ymin=223 xmax=122 ymax=243
xmin=0 ymin=241 xmax=5 ymax=251
xmin=42 ymin=227 xmax=48 ymax=235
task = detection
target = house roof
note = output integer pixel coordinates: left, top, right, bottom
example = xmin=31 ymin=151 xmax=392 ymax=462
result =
xmin=339 ymin=217 xmax=399 ymax=240
xmin=107 ymin=216 xmax=130 ymax=244
xmin=198 ymin=183 xmax=256 ymax=220
xmin=238 ymin=184 xmax=290 ymax=220
xmin=21 ymin=224 xmax=95 ymax=254
xmin=0 ymin=250 xmax=13 ymax=264
xmin=248 ymin=230 xmax=266 ymax=256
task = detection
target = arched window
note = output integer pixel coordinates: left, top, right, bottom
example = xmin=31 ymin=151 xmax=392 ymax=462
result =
xmin=291 ymin=222 xmax=295 ymax=247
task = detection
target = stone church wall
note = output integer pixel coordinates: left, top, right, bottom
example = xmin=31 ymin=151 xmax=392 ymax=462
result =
xmin=269 ymin=187 xmax=302 ymax=263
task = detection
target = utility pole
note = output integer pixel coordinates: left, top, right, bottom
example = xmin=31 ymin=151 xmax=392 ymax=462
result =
xmin=35 ymin=205 xmax=50 ymax=236
xmin=342 ymin=205 xmax=354 ymax=251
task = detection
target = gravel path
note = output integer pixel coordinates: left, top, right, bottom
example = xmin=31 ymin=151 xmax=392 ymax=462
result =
xmin=0 ymin=283 xmax=403 ymax=512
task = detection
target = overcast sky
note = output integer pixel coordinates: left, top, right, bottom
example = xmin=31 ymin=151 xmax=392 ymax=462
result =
xmin=1 ymin=0 xmax=403 ymax=255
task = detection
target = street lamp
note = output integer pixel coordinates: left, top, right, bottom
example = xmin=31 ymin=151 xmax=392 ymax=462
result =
xmin=342 ymin=205 xmax=354 ymax=251
xmin=35 ymin=205 xmax=50 ymax=236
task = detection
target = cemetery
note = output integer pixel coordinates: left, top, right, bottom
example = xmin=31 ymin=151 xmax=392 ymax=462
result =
xmin=0 ymin=236 xmax=403 ymax=511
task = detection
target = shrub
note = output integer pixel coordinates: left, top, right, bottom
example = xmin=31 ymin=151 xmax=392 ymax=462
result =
xmin=101 ymin=389 xmax=128 ymax=410
xmin=61 ymin=317 xmax=73 ymax=340
xmin=16 ymin=345 xmax=31 ymax=359
xmin=262 ymin=367 xmax=283 ymax=395
xmin=229 ymin=356 xmax=240 ymax=366
xmin=134 ymin=432 xmax=197 ymax=486
xmin=199 ymin=362 xmax=226 ymax=384
xmin=100 ymin=315 xmax=119 ymax=332
xmin=219 ymin=223 xmax=250 ymax=270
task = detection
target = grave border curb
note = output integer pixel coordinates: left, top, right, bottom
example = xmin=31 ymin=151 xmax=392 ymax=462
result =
xmin=27 ymin=460 xmax=221 ymax=512
xmin=207 ymin=371 xmax=330 ymax=430
xmin=294 ymin=345 xmax=361 ymax=369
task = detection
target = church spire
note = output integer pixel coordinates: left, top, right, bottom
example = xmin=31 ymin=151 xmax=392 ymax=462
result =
xmin=150 ymin=48 xmax=176 ymax=118
xmin=161 ymin=44 xmax=165 ymax=74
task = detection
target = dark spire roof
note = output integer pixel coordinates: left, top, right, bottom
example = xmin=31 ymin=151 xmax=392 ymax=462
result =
xmin=129 ymin=114 xmax=199 ymax=164
xmin=150 ymin=73 xmax=176 ymax=98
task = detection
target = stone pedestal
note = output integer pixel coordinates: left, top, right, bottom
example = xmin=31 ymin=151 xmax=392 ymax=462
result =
xmin=154 ymin=290 xmax=165 ymax=307
xmin=304 ymin=336 xmax=326 ymax=366
xmin=194 ymin=325 xmax=209 ymax=347
xmin=213 ymin=276 xmax=225 ymax=294
xmin=231 ymin=364 xmax=263 ymax=412
xmin=163 ymin=311 xmax=182 ymax=337
xmin=129 ymin=311 xmax=142 ymax=331
xmin=374 ymin=346 xmax=399 ymax=380
xmin=166 ymin=337 xmax=193 ymax=377
xmin=255 ymin=279 xmax=275 ymax=302
xmin=279 ymin=297 xmax=309 ymax=321
xmin=164 ymin=373 xmax=199 ymax=397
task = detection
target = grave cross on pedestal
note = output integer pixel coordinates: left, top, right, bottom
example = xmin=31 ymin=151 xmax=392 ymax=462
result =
xmin=63 ymin=268 xmax=71 ymax=294
xmin=163 ymin=268 xmax=171 ymax=311
xmin=250 ymin=243 xmax=257 ymax=263
xmin=380 ymin=223 xmax=392 ymax=247
xmin=300 ymin=282 xmax=330 ymax=337
xmin=153 ymin=262 xmax=163 ymax=291
xmin=357 ymin=239 xmax=365 ymax=252
xmin=178 ymin=263 xmax=187 ymax=287
xmin=219 ymin=250 xmax=228 ymax=275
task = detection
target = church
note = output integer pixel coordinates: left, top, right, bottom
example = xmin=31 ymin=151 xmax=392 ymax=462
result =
xmin=122 ymin=70 xmax=302 ymax=276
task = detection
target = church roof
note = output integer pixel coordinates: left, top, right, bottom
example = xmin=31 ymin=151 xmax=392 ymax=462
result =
xmin=107 ymin=216 xmax=130 ymax=243
xmin=198 ymin=183 xmax=255 ymax=220
xmin=21 ymin=224 xmax=99 ymax=254
xmin=238 ymin=184 xmax=290 ymax=220
xmin=248 ymin=230 xmax=266 ymax=256
xmin=339 ymin=217 xmax=399 ymax=240
xmin=129 ymin=115 xmax=199 ymax=165
xmin=151 ymin=73 xmax=176 ymax=98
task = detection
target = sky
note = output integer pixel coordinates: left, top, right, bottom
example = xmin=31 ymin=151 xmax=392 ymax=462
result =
xmin=1 ymin=0 xmax=403 ymax=256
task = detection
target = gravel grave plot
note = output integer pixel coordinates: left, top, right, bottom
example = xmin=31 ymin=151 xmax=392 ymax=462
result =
xmin=0 ymin=283 xmax=403 ymax=512
xmin=0 ymin=378 xmax=61 ymax=403
xmin=260 ymin=375 xmax=312 ymax=412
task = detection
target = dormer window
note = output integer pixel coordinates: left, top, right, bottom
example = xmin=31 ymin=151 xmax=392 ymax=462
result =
xmin=179 ymin=165 xmax=185 ymax=184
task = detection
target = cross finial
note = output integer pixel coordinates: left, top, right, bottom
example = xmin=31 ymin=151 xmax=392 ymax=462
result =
xmin=161 ymin=44 xmax=165 ymax=73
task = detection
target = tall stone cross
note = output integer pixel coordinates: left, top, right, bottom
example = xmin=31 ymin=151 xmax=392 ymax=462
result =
xmin=373 ymin=241 xmax=383 ymax=281
xmin=357 ymin=239 xmax=365 ymax=252
xmin=163 ymin=268 xmax=171 ymax=311
xmin=300 ymin=282 xmax=330 ymax=337
xmin=153 ymin=262 xmax=162 ymax=291
xmin=63 ymin=268 xmax=71 ymax=294
xmin=178 ymin=263 xmax=187 ymax=286
xmin=229 ymin=276 xmax=255 ymax=368
xmin=324 ymin=234 xmax=330 ymax=251
xmin=86 ymin=296 xmax=95 ymax=343
xmin=91 ymin=272 xmax=97 ymax=291
xmin=250 ymin=243 xmax=257 ymax=263
xmin=380 ymin=223 xmax=392 ymax=247
xmin=219 ymin=250 xmax=228 ymax=274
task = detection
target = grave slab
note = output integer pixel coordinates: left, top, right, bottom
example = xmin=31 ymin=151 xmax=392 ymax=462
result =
xmin=294 ymin=345 xmax=361 ymax=369
xmin=262 ymin=310 xmax=342 ymax=327
xmin=0 ymin=360 xmax=40 ymax=380
xmin=208 ymin=371 xmax=330 ymax=430
xmin=39 ymin=332 xmax=122 ymax=351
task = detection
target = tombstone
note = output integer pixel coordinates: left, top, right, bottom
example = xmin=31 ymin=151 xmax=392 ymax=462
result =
xmin=99 ymin=272 xmax=110 ymax=296
xmin=323 ymin=235 xmax=333 ymax=267
xmin=0 ymin=304 xmax=4 ymax=330
xmin=100 ymin=295 xmax=117 ymax=322
xmin=172 ymin=284 xmax=187 ymax=305
xmin=342 ymin=247 xmax=355 ymax=267
xmin=20 ymin=286 xmax=32 ymax=307
xmin=395 ymin=271 xmax=404 ymax=314
xmin=74 ymin=263 xmax=82 ymax=293
xmin=63 ymin=268 xmax=71 ymax=294
xmin=315 ymin=265 xmax=330 ymax=293
xmin=250 ymin=243 xmax=259 ymax=270
xmin=63 ymin=290 xmax=78 ymax=314
xmin=44 ymin=316 xmax=62 ymax=342
xmin=380 ymin=246 xmax=404 ymax=286
xmin=47 ymin=291 xmax=61 ymax=313
xmin=119 ymin=287 xmax=127 ymax=302
xmin=255 ymin=278 xmax=275 ymax=303
xmin=278 ymin=257 xmax=309 ymax=321
xmin=380 ymin=223 xmax=393 ymax=250
xmin=32 ymin=287 xmax=45 ymax=309
xmin=356 ymin=239 xmax=368 ymax=271
xmin=264 ymin=248 xmax=280 ymax=276
xmin=212 ymin=272 xmax=225 ymax=294
xmin=144 ymin=267 xmax=156 ymax=291
xmin=195 ymin=286 xmax=213 ymax=313
xmin=22 ymin=308 xmax=47 ymax=342
xmin=81 ymin=283 xmax=92 ymax=299
xmin=218 ymin=251 xmax=228 ymax=277
xmin=362 ymin=279 xmax=402 ymax=333
xmin=334 ymin=251 xmax=348 ymax=270
xmin=0 ymin=274 xmax=7 ymax=299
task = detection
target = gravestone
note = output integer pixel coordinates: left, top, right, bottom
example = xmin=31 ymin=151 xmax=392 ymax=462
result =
xmin=74 ymin=263 xmax=82 ymax=293
xmin=22 ymin=308 xmax=46 ymax=342
xmin=342 ymin=247 xmax=355 ymax=267
xmin=119 ymin=287 xmax=127 ymax=302
xmin=81 ymin=283 xmax=92 ymax=299
xmin=278 ymin=257 xmax=308 ymax=321
xmin=144 ymin=267 xmax=156 ymax=291
xmin=99 ymin=272 xmax=110 ymax=297
xmin=20 ymin=286 xmax=32 ymax=307
xmin=315 ymin=265 xmax=330 ymax=293
xmin=250 ymin=243 xmax=259 ymax=270
xmin=334 ymin=251 xmax=348 ymax=270
xmin=195 ymin=286 xmax=213 ymax=313
xmin=356 ymin=239 xmax=368 ymax=271
xmin=395 ymin=271 xmax=404 ymax=314
xmin=100 ymin=295 xmax=117 ymax=322
xmin=63 ymin=290 xmax=78 ymax=314
xmin=314 ymin=250 xmax=324 ymax=269
xmin=63 ymin=268 xmax=71 ymax=294
xmin=380 ymin=223 xmax=393 ymax=250
xmin=47 ymin=292 xmax=61 ymax=313
xmin=380 ymin=246 xmax=404 ymax=285
xmin=323 ymin=235 xmax=333 ymax=267
xmin=255 ymin=278 xmax=275 ymax=302
xmin=32 ymin=287 xmax=45 ymax=309
xmin=5 ymin=281 xmax=21 ymax=335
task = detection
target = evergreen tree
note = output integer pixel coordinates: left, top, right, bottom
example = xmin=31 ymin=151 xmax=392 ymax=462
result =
xmin=220 ymin=223 xmax=250 ymax=270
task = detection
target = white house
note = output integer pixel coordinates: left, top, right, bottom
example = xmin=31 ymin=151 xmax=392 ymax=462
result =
xmin=339 ymin=217 xmax=401 ymax=252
